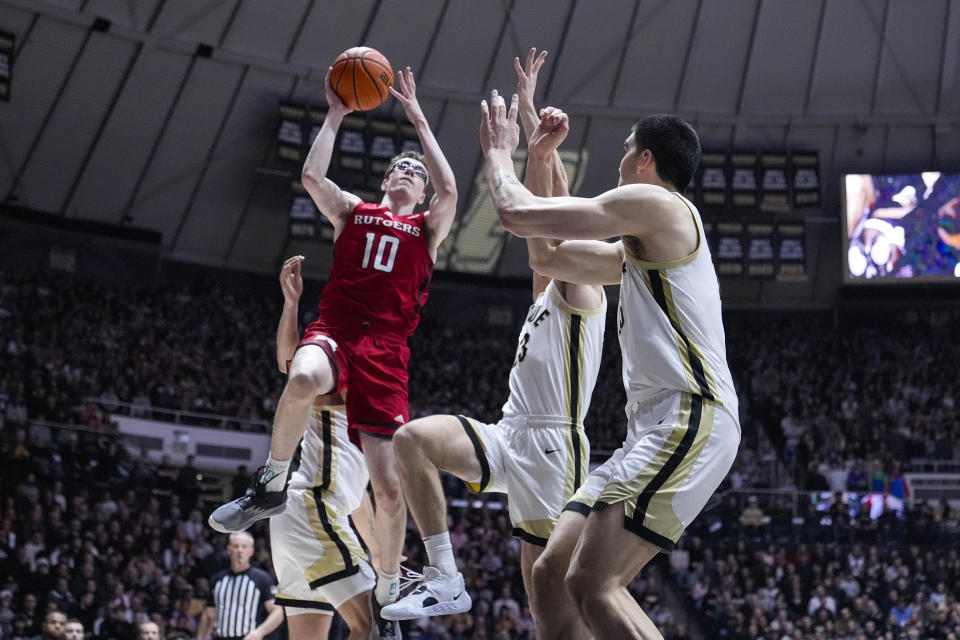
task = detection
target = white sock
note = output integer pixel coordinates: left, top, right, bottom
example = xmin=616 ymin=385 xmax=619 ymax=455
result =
xmin=376 ymin=571 xmax=399 ymax=604
xmin=261 ymin=456 xmax=290 ymax=493
xmin=424 ymin=531 xmax=457 ymax=578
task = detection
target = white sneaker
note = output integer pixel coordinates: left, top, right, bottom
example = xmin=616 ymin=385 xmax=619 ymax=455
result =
xmin=379 ymin=567 xmax=472 ymax=620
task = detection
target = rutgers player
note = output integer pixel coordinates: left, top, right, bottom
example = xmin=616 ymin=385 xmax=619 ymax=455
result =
xmin=211 ymin=66 xmax=457 ymax=635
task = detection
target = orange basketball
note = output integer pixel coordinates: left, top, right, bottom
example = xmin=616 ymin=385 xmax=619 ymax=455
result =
xmin=330 ymin=47 xmax=393 ymax=111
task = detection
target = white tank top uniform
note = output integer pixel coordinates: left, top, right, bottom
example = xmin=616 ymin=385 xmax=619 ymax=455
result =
xmin=460 ymin=280 xmax=606 ymax=545
xmin=270 ymin=401 xmax=375 ymax=614
xmin=569 ymin=194 xmax=741 ymax=550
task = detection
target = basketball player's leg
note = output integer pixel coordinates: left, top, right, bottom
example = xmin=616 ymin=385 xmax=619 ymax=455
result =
xmin=272 ymin=344 xmax=338 ymax=459
xmin=209 ymin=343 xmax=339 ymax=532
xmin=519 ymin=541 xmax=542 ymax=617
xmin=380 ymin=415 xmax=493 ymax=620
xmin=334 ymin=591 xmax=374 ymax=640
xmin=358 ymin=434 xmax=407 ymax=595
xmin=286 ymin=613 xmax=332 ymax=640
xmin=565 ymin=503 xmax=663 ymax=640
xmin=531 ymin=510 xmax=592 ymax=640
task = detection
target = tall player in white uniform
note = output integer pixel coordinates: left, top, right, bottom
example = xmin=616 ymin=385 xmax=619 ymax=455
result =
xmin=380 ymin=51 xmax=606 ymax=624
xmin=480 ymin=91 xmax=740 ymax=639
xmin=268 ymin=255 xmax=384 ymax=640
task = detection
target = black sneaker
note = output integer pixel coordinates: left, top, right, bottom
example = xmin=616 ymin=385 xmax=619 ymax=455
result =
xmin=208 ymin=466 xmax=287 ymax=533
xmin=371 ymin=594 xmax=402 ymax=639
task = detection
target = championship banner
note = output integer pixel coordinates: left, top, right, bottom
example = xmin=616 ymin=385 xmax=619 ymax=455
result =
xmin=746 ymin=222 xmax=775 ymax=277
xmin=776 ymin=222 xmax=807 ymax=280
xmin=791 ymin=152 xmax=820 ymax=208
xmin=714 ymin=220 xmax=745 ymax=276
xmin=698 ymin=152 xmax=729 ymax=210
xmin=289 ymin=180 xmax=318 ymax=239
xmin=0 ymin=30 xmax=13 ymax=101
xmin=760 ymin=153 xmax=790 ymax=212
xmin=289 ymin=181 xmax=337 ymax=241
xmin=277 ymin=102 xmax=309 ymax=162
xmin=731 ymin=152 xmax=758 ymax=208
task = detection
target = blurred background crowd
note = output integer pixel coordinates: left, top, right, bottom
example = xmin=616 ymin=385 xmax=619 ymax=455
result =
xmin=3 ymin=266 xmax=959 ymax=639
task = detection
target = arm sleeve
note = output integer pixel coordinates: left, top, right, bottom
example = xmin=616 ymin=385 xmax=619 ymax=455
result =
xmin=257 ymin=569 xmax=276 ymax=603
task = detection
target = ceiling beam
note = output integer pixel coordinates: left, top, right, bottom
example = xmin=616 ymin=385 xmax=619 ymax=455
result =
xmin=802 ymin=0 xmax=826 ymax=115
xmin=672 ymin=0 xmax=703 ymax=112
xmin=4 ymin=19 xmax=96 ymax=204
xmin=169 ymin=65 xmax=249 ymax=251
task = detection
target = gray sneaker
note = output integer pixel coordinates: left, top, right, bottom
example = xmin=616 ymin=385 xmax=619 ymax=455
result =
xmin=208 ymin=466 xmax=287 ymax=533
xmin=371 ymin=594 xmax=402 ymax=639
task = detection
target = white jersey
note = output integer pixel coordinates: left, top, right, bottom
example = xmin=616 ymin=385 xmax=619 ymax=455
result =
xmin=617 ymin=194 xmax=738 ymax=417
xmin=502 ymin=280 xmax=606 ymax=425
xmin=287 ymin=400 xmax=368 ymax=513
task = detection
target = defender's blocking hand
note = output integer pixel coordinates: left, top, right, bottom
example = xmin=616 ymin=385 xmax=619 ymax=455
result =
xmin=479 ymin=89 xmax=520 ymax=157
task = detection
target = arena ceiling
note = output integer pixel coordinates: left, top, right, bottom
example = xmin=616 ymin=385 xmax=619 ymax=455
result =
xmin=1 ymin=0 xmax=959 ymax=279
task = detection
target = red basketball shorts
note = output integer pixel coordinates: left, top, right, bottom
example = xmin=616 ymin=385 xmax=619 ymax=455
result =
xmin=297 ymin=321 xmax=410 ymax=448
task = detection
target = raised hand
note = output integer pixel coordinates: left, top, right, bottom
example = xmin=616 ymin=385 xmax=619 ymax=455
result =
xmin=279 ymin=255 xmax=304 ymax=305
xmin=529 ymin=106 xmax=569 ymax=156
xmin=389 ymin=66 xmax=427 ymax=124
xmin=479 ymin=90 xmax=520 ymax=157
xmin=514 ymin=48 xmax=548 ymax=110
xmin=324 ymin=68 xmax=351 ymax=117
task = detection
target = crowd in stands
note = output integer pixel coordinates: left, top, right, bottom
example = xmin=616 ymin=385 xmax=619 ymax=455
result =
xmin=0 ymin=422 xmax=688 ymax=640
xmin=4 ymin=265 xmax=960 ymax=639
xmin=672 ymin=493 xmax=960 ymax=638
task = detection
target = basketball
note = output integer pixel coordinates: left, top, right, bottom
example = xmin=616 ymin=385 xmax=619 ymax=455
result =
xmin=330 ymin=46 xmax=393 ymax=111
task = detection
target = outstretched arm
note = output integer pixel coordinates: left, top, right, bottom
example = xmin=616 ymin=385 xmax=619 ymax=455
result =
xmin=524 ymin=108 xmax=568 ymax=299
xmin=276 ymin=255 xmax=304 ymax=373
xmin=390 ymin=67 xmax=458 ymax=255
xmin=480 ymin=92 xmax=678 ymax=242
xmin=516 ymin=49 xmax=558 ymax=300
xmin=515 ymin=49 xmax=569 ymax=199
xmin=301 ymin=70 xmax=362 ymax=235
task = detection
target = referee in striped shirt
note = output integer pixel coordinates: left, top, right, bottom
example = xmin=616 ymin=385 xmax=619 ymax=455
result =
xmin=198 ymin=532 xmax=283 ymax=640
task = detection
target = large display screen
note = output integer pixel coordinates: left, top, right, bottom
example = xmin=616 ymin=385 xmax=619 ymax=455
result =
xmin=843 ymin=172 xmax=960 ymax=281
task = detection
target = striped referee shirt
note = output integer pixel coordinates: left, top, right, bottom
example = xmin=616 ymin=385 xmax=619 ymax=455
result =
xmin=208 ymin=567 xmax=275 ymax=639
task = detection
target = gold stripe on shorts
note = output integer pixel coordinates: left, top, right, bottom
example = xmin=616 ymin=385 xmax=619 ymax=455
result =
xmin=303 ymin=489 xmax=365 ymax=588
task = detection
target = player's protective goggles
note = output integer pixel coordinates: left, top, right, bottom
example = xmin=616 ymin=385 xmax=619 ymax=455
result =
xmin=391 ymin=160 xmax=428 ymax=182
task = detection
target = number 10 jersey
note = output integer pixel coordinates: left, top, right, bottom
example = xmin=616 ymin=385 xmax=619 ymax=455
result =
xmin=317 ymin=202 xmax=433 ymax=336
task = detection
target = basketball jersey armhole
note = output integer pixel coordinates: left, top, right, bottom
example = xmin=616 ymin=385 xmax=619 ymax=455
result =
xmin=623 ymin=194 xmax=703 ymax=270
xmin=547 ymin=281 xmax=606 ymax=316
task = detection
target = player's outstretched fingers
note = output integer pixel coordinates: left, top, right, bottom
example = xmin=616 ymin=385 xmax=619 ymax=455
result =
xmin=480 ymin=99 xmax=490 ymax=124
xmin=490 ymin=89 xmax=503 ymax=120
xmin=507 ymin=94 xmax=519 ymax=123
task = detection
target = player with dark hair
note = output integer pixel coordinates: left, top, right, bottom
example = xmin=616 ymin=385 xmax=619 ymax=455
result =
xmin=381 ymin=50 xmax=605 ymax=627
xmin=480 ymin=92 xmax=740 ymax=639
xmin=210 ymin=66 xmax=457 ymax=636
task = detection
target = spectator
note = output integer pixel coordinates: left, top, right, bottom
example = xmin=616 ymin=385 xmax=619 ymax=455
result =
xmin=739 ymin=496 xmax=766 ymax=533
xmin=28 ymin=611 xmax=66 ymax=640
xmin=63 ymin=619 xmax=84 ymax=640
xmin=136 ymin=621 xmax=159 ymax=640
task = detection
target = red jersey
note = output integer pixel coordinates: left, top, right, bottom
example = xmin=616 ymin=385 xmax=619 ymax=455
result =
xmin=316 ymin=202 xmax=433 ymax=336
